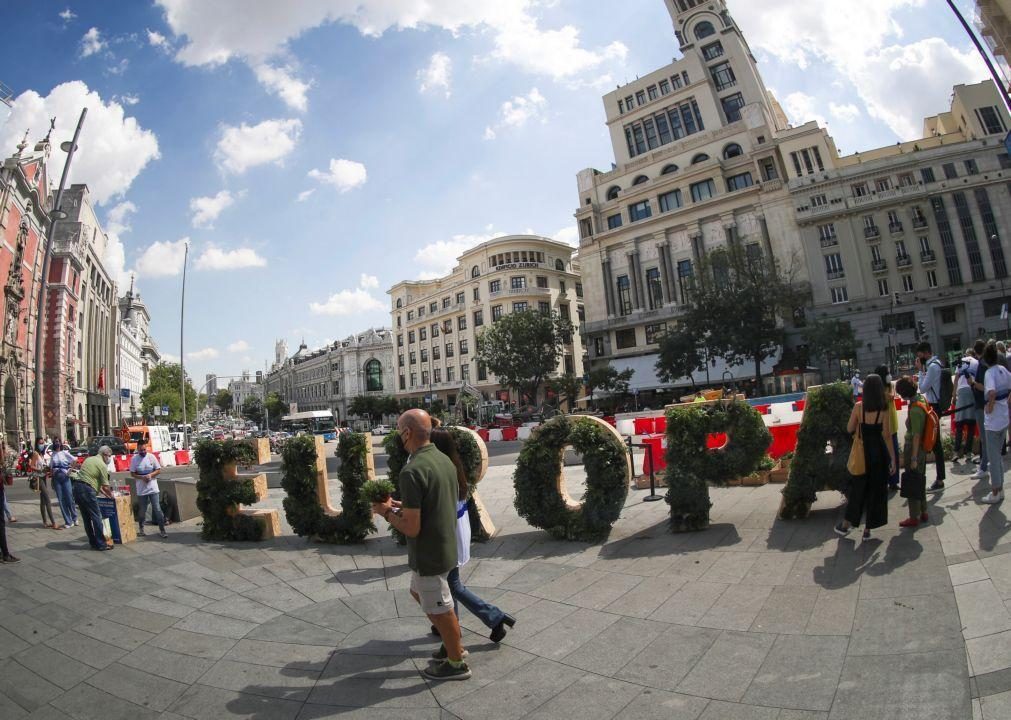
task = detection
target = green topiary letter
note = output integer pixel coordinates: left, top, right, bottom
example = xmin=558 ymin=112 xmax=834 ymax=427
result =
xmin=194 ymin=440 xmax=264 ymax=542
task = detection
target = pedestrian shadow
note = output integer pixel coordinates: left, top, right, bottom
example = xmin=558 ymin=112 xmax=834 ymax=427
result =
xmin=979 ymin=504 xmax=1010 ymax=553
xmin=811 ymin=533 xmax=922 ymax=589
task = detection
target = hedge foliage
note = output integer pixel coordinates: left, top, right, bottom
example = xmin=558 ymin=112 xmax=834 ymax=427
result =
xmin=281 ymin=433 xmax=374 ymax=543
xmin=780 ymin=383 xmax=854 ymax=519
xmin=665 ymin=401 xmax=772 ymax=532
xmin=194 ymin=439 xmax=263 ymax=542
xmin=513 ymin=415 xmax=629 ymax=542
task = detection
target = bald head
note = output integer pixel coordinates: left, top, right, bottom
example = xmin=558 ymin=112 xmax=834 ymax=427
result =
xmin=398 ymin=408 xmax=432 ymax=453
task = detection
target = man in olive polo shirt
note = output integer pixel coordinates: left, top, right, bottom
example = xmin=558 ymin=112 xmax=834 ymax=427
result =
xmin=371 ymin=409 xmax=470 ymax=681
xmin=74 ymin=446 xmax=115 ymax=551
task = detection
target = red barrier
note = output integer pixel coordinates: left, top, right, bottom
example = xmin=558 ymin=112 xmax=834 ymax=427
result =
xmin=792 ymin=399 xmax=807 ymax=412
xmin=477 ymin=429 xmax=490 ymax=442
xmin=174 ymin=450 xmax=191 ymax=466
xmin=501 ymin=427 xmax=518 ymax=441
xmin=768 ymin=424 xmax=801 ymax=459
xmin=753 ymin=404 xmax=771 ymax=415
xmin=634 ymin=417 xmax=655 ymax=435
xmin=113 ymin=455 xmax=130 ymax=472
xmin=603 ymin=416 xmax=617 ymax=427
xmin=655 ymin=416 xmax=667 ymax=434
xmin=638 ymin=424 xmax=802 ymax=473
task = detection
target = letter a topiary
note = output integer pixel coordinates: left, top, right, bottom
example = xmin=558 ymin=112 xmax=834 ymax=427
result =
xmin=779 ymin=383 xmax=854 ymax=520
xmin=665 ymin=400 xmax=772 ymax=532
xmin=194 ymin=440 xmax=264 ymax=542
xmin=281 ymin=433 xmax=375 ymax=543
xmin=513 ymin=414 xmax=631 ymax=542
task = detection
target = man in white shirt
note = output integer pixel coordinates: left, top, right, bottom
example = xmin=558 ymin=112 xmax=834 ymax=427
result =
xmin=129 ymin=440 xmax=167 ymax=537
xmin=982 ymin=342 xmax=1009 ymax=505
xmin=850 ymin=371 xmax=863 ymax=399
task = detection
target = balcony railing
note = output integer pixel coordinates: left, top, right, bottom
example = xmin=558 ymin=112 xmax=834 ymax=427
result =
xmin=912 ymin=217 xmax=928 ymax=229
xmin=920 ymin=250 xmax=936 ymax=264
xmin=864 ymin=225 xmax=881 ymax=240
xmin=889 ymin=222 xmax=904 ymax=235
xmin=820 ymin=236 xmax=839 ymax=248
xmin=871 ymin=259 xmax=888 ymax=273
xmin=896 ymin=255 xmax=912 ymax=268
xmin=827 ymin=270 xmax=846 ymax=281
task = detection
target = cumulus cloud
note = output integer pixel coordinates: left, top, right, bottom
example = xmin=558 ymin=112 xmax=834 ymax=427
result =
xmin=296 ymin=188 xmax=315 ymax=202
xmin=115 ymin=93 xmax=140 ymax=106
xmin=414 ymin=231 xmax=505 ymax=278
xmin=829 ymin=102 xmax=861 ymax=123
xmin=80 ymin=27 xmax=106 ymax=57
xmin=484 ymin=87 xmax=547 ymax=139
xmin=253 ymin=63 xmax=311 ymax=112
xmin=778 ymin=90 xmax=828 ymax=130
xmin=160 ymin=353 xmax=180 ymax=364
xmin=553 ymin=225 xmax=578 ymax=247
xmin=136 ymin=238 xmax=188 ymax=278
xmin=187 ymin=347 xmax=219 ymax=360
xmin=214 ymin=118 xmax=301 ymax=174
xmin=196 ymin=246 xmax=267 ymax=270
xmin=307 ymin=157 xmax=367 ymax=192
xmin=309 ymin=273 xmax=386 ymax=316
xmin=418 ymin=52 xmax=452 ymax=97
xmin=147 ymin=29 xmax=169 ymax=48
xmin=104 ymin=200 xmax=137 ymax=289
xmin=189 ymin=189 xmax=242 ymax=228
xmin=0 ymin=81 xmax=160 ymax=205
xmin=59 ymin=8 xmax=76 ymax=22
xmin=227 ymin=340 xmax=250 ymax=352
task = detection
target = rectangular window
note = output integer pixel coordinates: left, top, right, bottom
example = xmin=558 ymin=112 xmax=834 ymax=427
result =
xmin=726 ymin=172 xmax=754 ymax=192
xmin=607 ymin=213 xmax=623 ymax=230
xmin=473 ymin=287 xmax=480 ymax=301
xmin=442 ymin=297 xmax=451 ymax=309
xmin=646 ymin=267 xmax=663 ymax=309
xmin=721 ymin=92 xmax=745 ymax=123
xmin=941 ymin=307 xmax=957 ymax=324
xmin=429 ymin=302 xmax=437 ymax=313
xmin=647 ymin=85 xmax=658 ymax=101
xmin=761 ymin=158 xmax=779 ymax=181
xmin=460 ymin=339 xmax=469 ymax=354
xmin=922 ymin=167 xmax=936 ymax=184
xmin=902 ymin=275 xmax=914 ymax=292
xmin=878 ymin=278 xmax=889 ymax=297
xmin=825 ymin=253 xmax=844 ymax=277
xmin=397 ymin=334 xmax=403 ymax=347
xmin=618 ymin=99 xmax=624 ymax=114
xmin=399 ymin=375 xmax=406 ymax=391
xmin=691 ymin=179 xmax=716 ymax=202
xmin=410 ymin=351 xmax=417 ymax=364
xmin=975 ymin=187 xmax=1008 ymax=278
xmin=410 ymin=372 xmax=417 ymax=387
xmin=636 ymin=90 xmax=646 ymax=106
xmin=594 ymin=337 xmax=605 ymax=356
xmin=421 ymin=349 xmax=428 ymax=362
xmin=398 ymin=354 xmax=405 ymax=368
xmin=536 ymin=275 xmax=548 ymax=288
xmin=629 ymin=200 xmax=652 ymax=222
xmin=875 ymin=177 xmax=891 ymax=192
xmin=952 ymin=191 xmax=986 ymax=281
xmin=576 ymin=282 xmax=583 ymax=298
xmin=421 ymin=370 xmax=429 ymax=385
xmin=643 ymin=117 xmax=659 ymax=149
xmin=559 ymin=304 xmax=570 ymax=321
xmin=461 ymin=364 xmax=470 ymax=380
xmin=420 ymin=327 xmax=427 ymax=341
xmin=654 ymin=112 xmax=672 ymax=144
xmin=432 ymin=323 xmax=439 ymax=338
xmin=978 ymin=105 xmax=1006 ymax=134
xmin=447 ymin=366 xmax=455 ymax=382
xmin=418 ymin=306 xmax=425 ymax=317
xmin=702 ymin=41 xmax=724 ymax=61
xmin=457 ymin=315 xmax=467 ymax=331
xmin=512 ymin=301 xmax=528 ymax=313
xmin=510 ymin=276 xmax=526 ymax=290
xmin=407 ymin=310 xmax=415 ymax=321
xmin=710 ymin=61 xmax=736 ymax=91
xmin=455 ymin=291 xmax=465 ymax=305
xmin=965 ymin=158 xmax=980 ymax=175
xmin=625 ymin=94 xmax=634 ymax=109
xmin=678 ymin=259 xmax=693 ymax=304
xmin=930 ymin=196 xmax=963 ymax=285
xmin=538 ymin=301 xmax=550 ymax=315
xmin=446 ymin=342 xmax=454 ymax=358
xmin=477 ymin=363 xmax=487 ymax=381
xmin=659 ymin=79 xmax=670 ymax=95
xmin=432 ymin=346 xmax=441 ymax=360
xmin=489 ymin=279 xmax=501 ymax=293
xmin=927 ymin=270 xmax=938 ymax=288
xmin=632 ymin=124 xmax=647 ymax=155
xmin=800 ymin=149 xmax=815 ymax=175
xmin=658 ymin=189 xmax=683 ymax=213
xmin=818 ymin=224 xmax=837 ymax=242
xmin=615 ymin=328 xmax=637 ymax=349
xmin=645 ymin=322 xmax=667 ymax=345
xmin=617 ymin=275 xmax=632 ymax=315
xmin=943 ymin=163 xmax=958 ymax=179
xmin=898 ymin=173 xmax=915 ymax=187
xmin=491 ymin=305 xmax=503 ymax=321
xmin=830 ymin=286 xmax=849 ymax=304
xmin=852 ymin=183 xmax=868 ymax=197
xmin=811 ymin=194 xmax=827 ymax=207
xmin=408 ymin=330 xmax=416 ymax=344
xmin=473 ymin=309 xmax=483 ymax=326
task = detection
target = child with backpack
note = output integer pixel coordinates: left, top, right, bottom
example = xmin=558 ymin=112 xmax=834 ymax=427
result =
xmin=895 ymin=376 xmax=936 ymax=527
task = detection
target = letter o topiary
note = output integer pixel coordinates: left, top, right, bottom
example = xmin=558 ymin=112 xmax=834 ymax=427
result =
xmin=194 ymin=439 xmax=264 ymax=542
xmin=665 ymin=400 xmax=772 ymax=532
xmin=513 ymin=414 xmax=631 ymax=542
xmin=281 ymin=433 xmax=375 ymax=543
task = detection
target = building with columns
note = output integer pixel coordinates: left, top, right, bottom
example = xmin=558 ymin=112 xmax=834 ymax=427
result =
xmin=388 ymin=235 xmax=584 ymax=408
xmin=118 ymin=280 xmax=159 ymax=426
xmin=227 ymin=371 xmax=263 ymax=414
xmin=574 ymin=0 xmax=814 ymax=400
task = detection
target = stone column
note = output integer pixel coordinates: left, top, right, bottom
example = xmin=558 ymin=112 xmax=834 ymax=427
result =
xmin=601 ymin=259 xmax=615 ymax=316
xmin=627 ymin=251 xmax=642 ymax=310
xmin=663 ymin=243 xmax=677 ymax=305
xmin=758 ymin=215 xmax=774 ymax=259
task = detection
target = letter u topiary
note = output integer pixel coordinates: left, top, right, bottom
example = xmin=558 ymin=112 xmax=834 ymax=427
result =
xmin=665 ymin=400 xmax=772 ymax=532
xmin=513 ymin=414 xmax=631 ymax=542
xmin=779 ymin=383 xmax=854 ymax=520
xmin=194 ymin=440 xmax=264 ymax=542
xmin=281 ymin=433 xmax=375 ymax=543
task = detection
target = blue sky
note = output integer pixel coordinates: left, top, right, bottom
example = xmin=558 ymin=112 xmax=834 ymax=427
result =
xmin=0 ymin=0 xmax=990 ymax=383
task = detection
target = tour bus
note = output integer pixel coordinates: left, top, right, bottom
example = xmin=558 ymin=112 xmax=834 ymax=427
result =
xmin=279 ymin=410 xmax=338 ymax=441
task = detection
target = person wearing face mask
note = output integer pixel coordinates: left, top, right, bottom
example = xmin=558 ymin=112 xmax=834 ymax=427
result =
xmin=32 ymin=437 xmax=57 ymax=529
xmin=129 ymin=440 xmax=166 ymax=538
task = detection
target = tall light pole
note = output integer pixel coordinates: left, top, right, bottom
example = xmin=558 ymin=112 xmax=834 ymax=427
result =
xmin=179 ymin=241 xmax=189 ymax=449
xmin=33 ymin=109 xmax=87 ymax=441
xmin=946 ymin=0 xmax=1011 ymax=112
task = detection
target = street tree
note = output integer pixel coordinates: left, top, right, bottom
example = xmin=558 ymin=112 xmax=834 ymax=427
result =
xmin=349 ymin=395 xmax=399 ymax=426
xmin=241 ymin=396 xmax=264 ymax=425
xmin=139 ymin=363 xmax=197 ymax=424
xmin=547 ymin=373 xmax=582 ymax=412
xmin=655 ymin=324 xmax=706 ymax=388
xmin=584 ymin=365 xmax=635 ymax=411
xmin=804 ymin=318 xmax=858 ymax=380
xmin=475 ymin=310 xmax=574 ymax=404
xmin=263 ymin=392 xmax=288 ymax=426
xmin=214 ymin=389 xmax=234 ymax=414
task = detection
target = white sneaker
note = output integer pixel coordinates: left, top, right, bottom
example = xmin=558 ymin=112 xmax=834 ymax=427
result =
xmin=972 ymin=470 xmax=990 ymax=480
xmin=982 ymin=490 xmax=1005 ymax=504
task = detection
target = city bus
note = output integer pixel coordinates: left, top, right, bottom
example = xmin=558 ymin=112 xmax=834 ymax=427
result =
xmin=279 ymin=410 xmax=338 ymax=441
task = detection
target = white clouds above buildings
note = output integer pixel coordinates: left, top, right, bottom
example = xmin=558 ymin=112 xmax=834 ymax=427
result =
xmin=553 ymin=225 xmax=578 ymax=247
xmin=214 ymin=118 xmax=301 ymax=174
xmin=80 ymin=27 xmax=106 ymax=57
xmin=196 ymin=246 xmax=267 ymax=270
xmin=779 ymin=90 xmax=828 ymax=131
xmin=190 ymin=189 xmax=242 ymax=228
xmin=136 ymin=238 xmax=188 ymax=278
xmin=359 ymin=273 xmax=379 ymax=289
xmin=484 ymin=88 xmax=547 ymax=139
xmin=308 ymin=158 xmax=367 ymax=192
xmin=187 ymin=347 xmax=219 ymax=360
xmin=0 ymin=81 xmax=160 ymax=205
xmin=310 ymin=273 xmax=386 ymax=316
xmin=418 ymin=52 xmax=452 ymax=97
xmin=227 ymin=340 xmax=250 ymax=353
xmin=829 ymin=102 xmax=861 ymax=123
xmin=414 ymin=231 xmax=505 ymax=279
xmin=103 ymin=201 xmax=137 ymax=289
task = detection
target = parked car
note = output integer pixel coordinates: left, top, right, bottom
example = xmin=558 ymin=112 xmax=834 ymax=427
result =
xmin=371 ymin=425 xmax=390 ymax=436
xmin=71 ymin=435 xmax=128 ymax=459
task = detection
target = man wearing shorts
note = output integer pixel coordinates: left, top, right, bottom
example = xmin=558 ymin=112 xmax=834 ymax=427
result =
xmin=371 ymin=409 xmax=470 ymax=681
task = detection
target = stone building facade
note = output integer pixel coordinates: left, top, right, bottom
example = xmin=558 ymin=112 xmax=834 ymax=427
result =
xmin=118 ymin=281 xmax=159 ymax=426
xmin=227 ymin=371 xmax=263 ymax=413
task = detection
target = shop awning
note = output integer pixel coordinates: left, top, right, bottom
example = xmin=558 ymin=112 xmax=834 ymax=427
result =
xmin=608 ymin=350 xmax=782 ymax=392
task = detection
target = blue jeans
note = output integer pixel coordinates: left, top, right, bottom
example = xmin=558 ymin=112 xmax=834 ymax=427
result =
xmin=986 ymin=428 xmax=1007 ymax=490
xmin=447 ymin=566 xmax=505 ymax=629
xmin=52 ymin=474 xmax=77 ymax=526
xmin=137 ymin=492 xmax=165 ymax=532
xmin=72 ymin=481 xmax=105 ymax=550
xmin=976 ymin=408 xmax=989 ymax=472
xmin=2 ymin=489 xmax=13 ymax=521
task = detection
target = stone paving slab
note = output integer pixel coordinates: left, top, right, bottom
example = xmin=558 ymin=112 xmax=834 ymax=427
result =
xmin=1 ymin=460 xmax=1006 ymax=718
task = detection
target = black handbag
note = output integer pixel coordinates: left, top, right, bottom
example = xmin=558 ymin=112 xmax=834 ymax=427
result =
xmin=900 ymin=469 xmax=926 ymax=499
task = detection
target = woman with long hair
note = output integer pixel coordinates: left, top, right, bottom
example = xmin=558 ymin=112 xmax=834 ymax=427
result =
xmin=874 ymin=365 xmax=901 ymax=490
xmin=836 ymin=373 xmax=897 ymax=539
xmin=32 ymin=437 xmax=57 ymax=529
xmin=428 ymin=426 xmax=515 ymax=657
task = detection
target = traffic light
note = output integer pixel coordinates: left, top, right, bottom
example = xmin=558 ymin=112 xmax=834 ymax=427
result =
xmin=916 ymin=320 xmax=927 ymax=340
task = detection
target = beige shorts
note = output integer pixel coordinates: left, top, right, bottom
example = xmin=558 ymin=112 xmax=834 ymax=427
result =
xmin=410 ymin=571 xmax=454 ymax=615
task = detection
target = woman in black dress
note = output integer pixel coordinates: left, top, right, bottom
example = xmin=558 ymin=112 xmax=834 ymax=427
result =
xmin=836 ymin=374 xmax=896 ymax=540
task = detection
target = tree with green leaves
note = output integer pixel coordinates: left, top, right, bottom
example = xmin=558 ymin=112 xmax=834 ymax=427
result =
xmin=139 ymin=363 xmax=198 ymax=424
xmin=547 ymin=373 xmax=582 ymax=412
xmin=264 ymin=392 xmax=288 ymax=426
xmin=584 ymin=365 xmax=635 ymax=410
xmin=476 ymin=310 xmax=574 ymax=405
xmin=349 ymin=395 xmax=399 ymax=426
xmin=241 ymin=396 xmax=264 ymax=425
xmin=803 ymin=318 xmax=858 ymax=380
xmin=214 ymin=389 xmax=234 ymax=414
xmin=655 ymin=324 xmax=707 ymax=389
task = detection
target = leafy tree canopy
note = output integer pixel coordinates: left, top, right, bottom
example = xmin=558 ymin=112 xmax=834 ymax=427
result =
xmin=139 ymin=363 xmax=198 ymax=424
xmin=475 ymin=310 xmax=574 ymax=403
xmin=214 ymin=389 xmax=234 ymax=413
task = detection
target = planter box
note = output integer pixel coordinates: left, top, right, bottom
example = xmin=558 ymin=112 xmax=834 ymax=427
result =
xmin=742 ymin=471 xmax=770 ymax=487
xmin=769 ymin=467 xmax=790 ymax=484
xmin=726 ymin=476 xmax=743 ymax=487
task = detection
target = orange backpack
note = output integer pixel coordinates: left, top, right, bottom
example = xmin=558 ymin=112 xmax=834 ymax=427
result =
xmin=911 ymin=400 xmax=939 ymax=452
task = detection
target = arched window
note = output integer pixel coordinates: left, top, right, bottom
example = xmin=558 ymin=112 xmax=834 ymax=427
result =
xmin=365 ymin=359 xmax=383 ymax=392
xmin=396 ymin=298 xmax=403 ymax=308
xmin=606 ymin=186 xmax=620 ymax=200
xmin=694 ymin=21 xmax=715 ymax=40
xmin=691 ymin=153 xmax=710 ymax=164
xmin=555 ymin=259 xmax=565 ymax=271
xmin=661 ymin=164 xmax=679 ymax=175
xmin=723 ymin=143 xmax=743 ymax=159
xmin=471 ymin=265 xmax=480 ymax=278
xmin=632 ymin=175 xmax=649 ymax=185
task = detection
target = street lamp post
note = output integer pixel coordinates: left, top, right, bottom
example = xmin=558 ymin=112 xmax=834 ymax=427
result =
xmin=179 ymin=241 xmax=189 ymax=449
xmin=33 ymin=109 xmax=87 ymax=441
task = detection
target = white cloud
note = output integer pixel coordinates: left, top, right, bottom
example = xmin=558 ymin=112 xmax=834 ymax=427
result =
xmin=359 ymin=273 xmax=379 ymax=289
xmin=154 ymin=1 xmax=627 ymax=82
xmin=187 ymin=347 xmax=219 ymax=361
xmin=414 ymin=232 xmax=505 ymax=278
xmin=80 ymin=27 xmax=106 ymax=57
xmin=106 ymin=201 xmax=137 ymax=235
xmin=116 ymin=93 xmax=140 ymax=106
xmin=59 ymin=8 xmax=76 ymax=22
xmin=189 ymin=189 xmax=242 ymax=228
xmin=196 ymin=246 xmax=267 ymax=270
xmin=553 ymin=225 xmax=578 ymax=247
xmin=147 ymin=29 xmax=169 ymax=48
xmin=418 ymin=52 xmax=452 ymax=97
xmin=0 ymin=81 xmax=160 ymax=205
xmin=310 ymin=288 xmax=385 ymax=316
xmin=227 ymin=340 xmax=250 ymax=353
xmin=307 ymin=157 xmax=367 ymax=192
xmin=484 ymin=87 xmax=547 ymax=139
xmin=829 ymin=102 xmax=861 ymax=123
xmin=253 ymin=63 xmax=311 ymax=112
xmin=296 ymin=188 xmax=315 ymax=202
xmin=214 ymin=118 xmax=301 ymax=174
xmin=160 ymin=353 xmax=180 ymax=364
xmin=779 ymin=90 xmax=828 ymax=130
xmin=136 ymin=238 xmax=188 ymax=278
xmin=104 ymin=200 xmax=136 ymax=290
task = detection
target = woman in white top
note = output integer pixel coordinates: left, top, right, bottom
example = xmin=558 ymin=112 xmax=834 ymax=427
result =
xmin=982 ymin=343 xmax=1009 ymax=504
xmin=428 ymin=427 xmax=515 ymax=659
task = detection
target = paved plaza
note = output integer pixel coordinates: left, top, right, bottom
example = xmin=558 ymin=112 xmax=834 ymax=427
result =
xmin=2 ymin=458 xmax=1011 ymax=720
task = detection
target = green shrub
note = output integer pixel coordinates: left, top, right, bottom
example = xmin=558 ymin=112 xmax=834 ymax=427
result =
xmin=194 ymin=439 xmax=264 ymax=542
xmin=361 ymin=479 xmax=396 ymax=504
